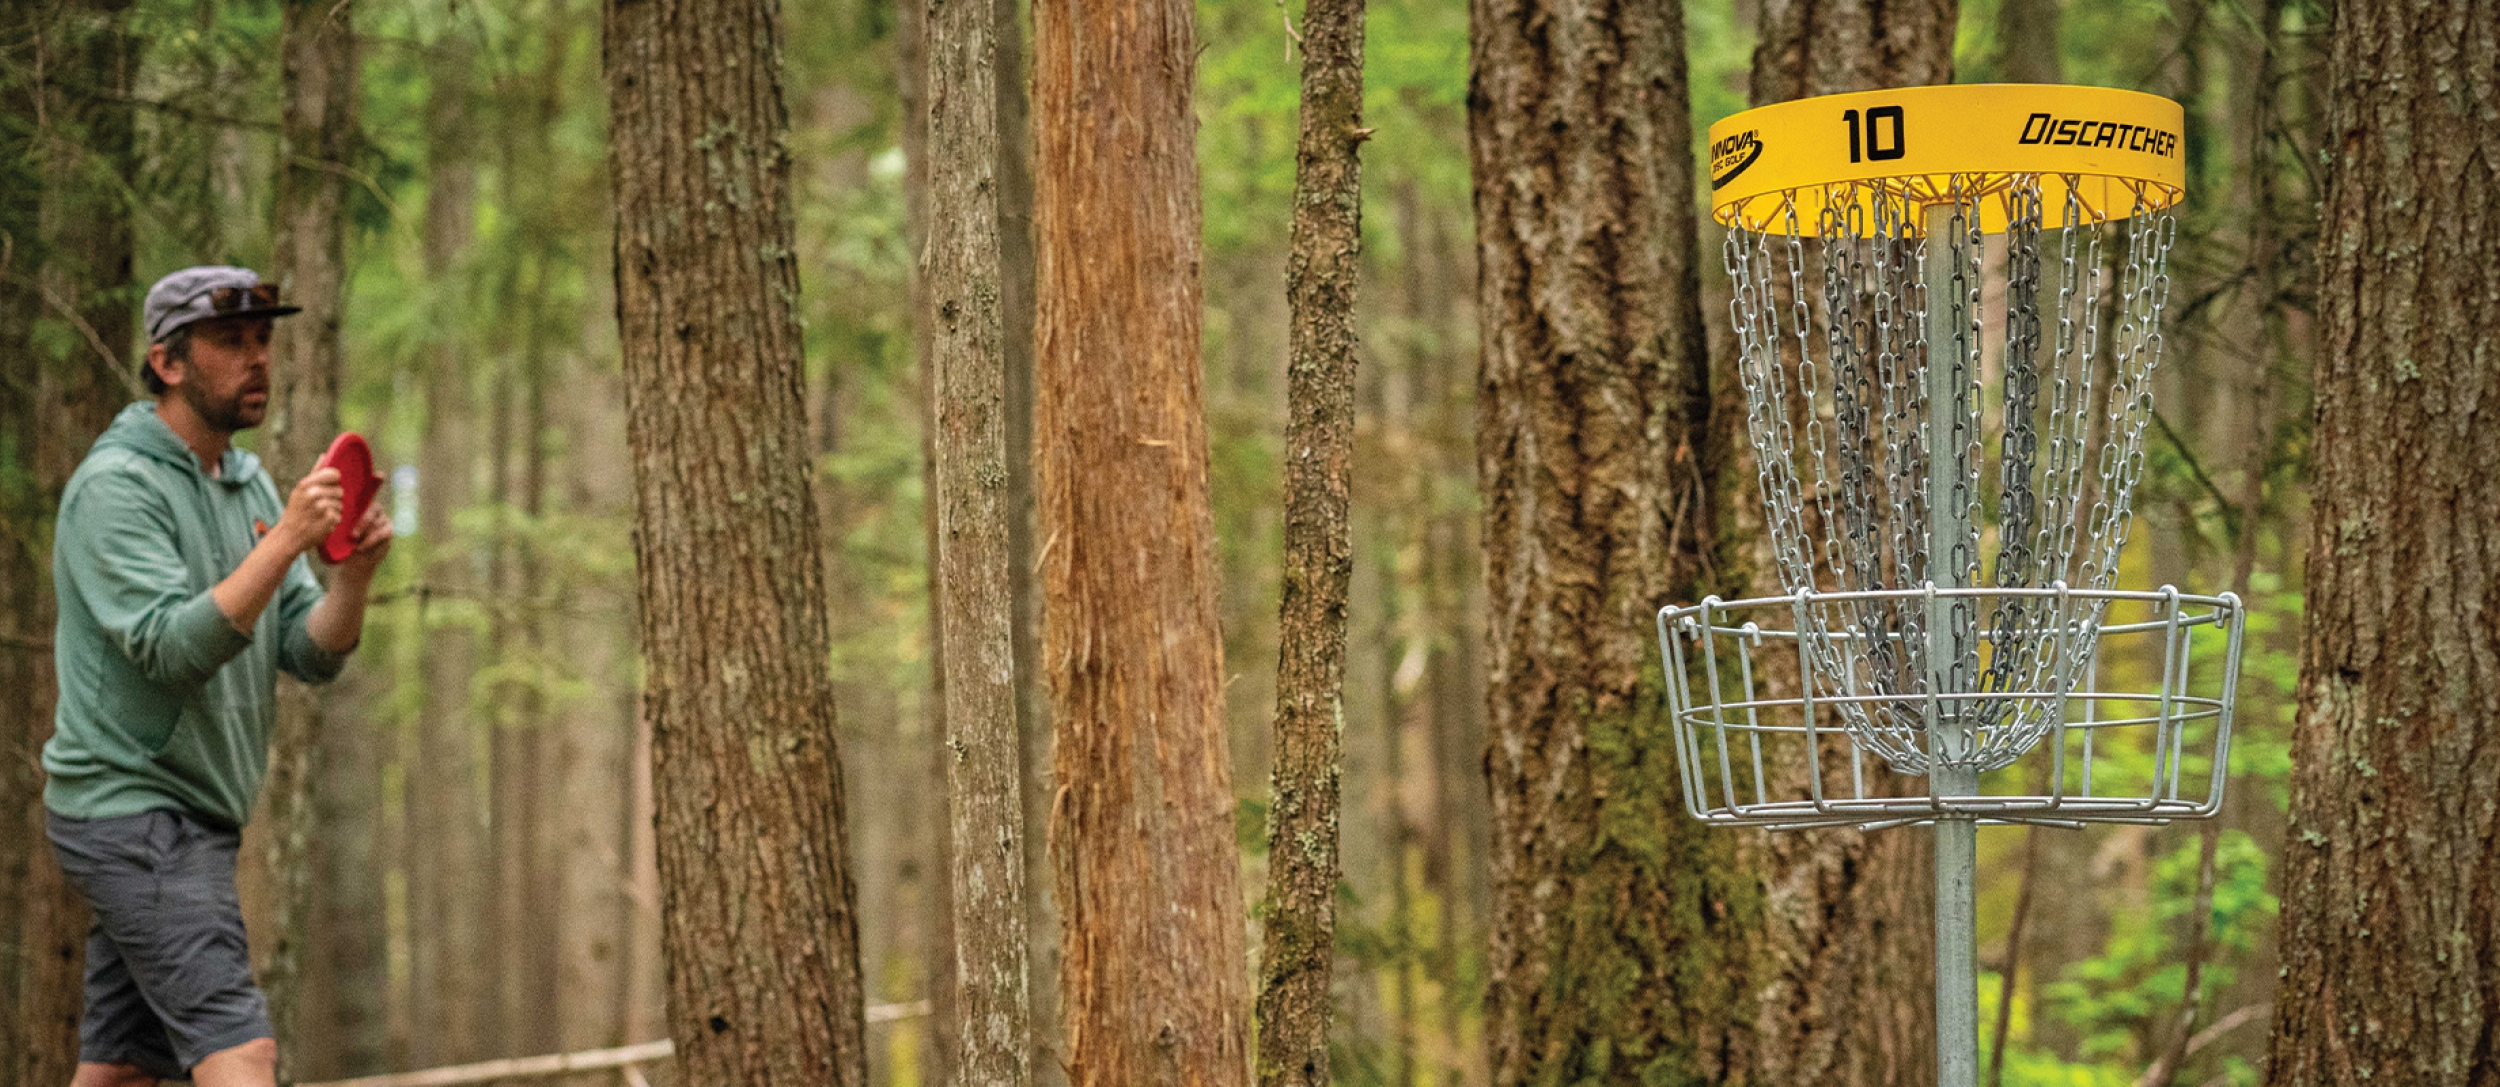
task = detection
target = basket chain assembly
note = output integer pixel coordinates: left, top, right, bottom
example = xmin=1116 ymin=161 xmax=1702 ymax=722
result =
xmin=1719 ymin=176 xmax=2183 ymax=778
xmin=1678 ymin=85 xmax=2234 ymax=1087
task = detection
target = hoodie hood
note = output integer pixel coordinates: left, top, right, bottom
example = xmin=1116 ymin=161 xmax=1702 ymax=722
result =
xmin=95 ymin=401 xmax=266 ymax=489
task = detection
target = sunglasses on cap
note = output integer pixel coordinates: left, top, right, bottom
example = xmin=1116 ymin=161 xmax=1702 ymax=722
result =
xmin=185 ymin=282 xmax=284 ymax=313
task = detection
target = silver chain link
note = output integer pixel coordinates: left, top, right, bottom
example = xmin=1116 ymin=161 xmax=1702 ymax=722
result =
xmin=1723 ymin=176 xmax=2176 ymax=774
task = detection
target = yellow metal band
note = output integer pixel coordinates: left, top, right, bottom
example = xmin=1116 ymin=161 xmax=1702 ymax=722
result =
xmin=1707 ymin=84 xmax=2187 ymax=234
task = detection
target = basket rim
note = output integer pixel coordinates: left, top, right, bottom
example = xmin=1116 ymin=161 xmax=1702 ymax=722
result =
xmin=1658 ymin=583 xmax=2242 ymax=626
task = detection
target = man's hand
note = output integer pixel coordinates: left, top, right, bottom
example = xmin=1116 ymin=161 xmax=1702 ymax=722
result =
xmin=304 ymin=485 xmax=390 ymax=656
xmin=212 ymin=467 xmax=341 ymax=635
xmin=281 ymin=467 xmax=345 ymax=555
xmin=334 ymin=502 xmax=394 ymax=584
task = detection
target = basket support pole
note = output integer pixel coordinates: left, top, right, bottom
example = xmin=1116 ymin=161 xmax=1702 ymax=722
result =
xmin=1934 ymin=799 xmax=1980 ymax=1087
xmin=1923 ymin=200 xmax=1981 ymax=1087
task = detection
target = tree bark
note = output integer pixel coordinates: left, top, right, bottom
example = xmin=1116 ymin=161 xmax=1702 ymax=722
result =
xmin=0 ymin=2 xmax=135 ymax=1076
xmin=1467 ymin=0 xmax=1737 ymax=1080
xmin=1749 ymin=0 xmax=1955 ymax=105
xmin=1255 ymin=0 xmax=1365 ymax=1083
xmin=926 ymin=0 xmax=1036 ymax=1075
xmin=995 ymin=0 xmax=1059 ymax=1076
xmin=2261 ymin=0 xmax=2500 ymax=1082
xmin=1032 ymin=0 xmax=1252 ymax=1078
xmin=261 ymin=2 xmax=359 ymax=1077
xmin=601 ymin=0 xmax=872 ymax=1079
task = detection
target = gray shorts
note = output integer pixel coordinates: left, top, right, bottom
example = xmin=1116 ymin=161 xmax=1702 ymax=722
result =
xmin=46 ymin=809 xmax=272 ymax=1078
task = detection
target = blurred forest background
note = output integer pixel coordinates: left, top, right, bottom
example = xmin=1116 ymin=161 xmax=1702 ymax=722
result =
xmin=1 ymin=0 xmax=2323 ymax=1083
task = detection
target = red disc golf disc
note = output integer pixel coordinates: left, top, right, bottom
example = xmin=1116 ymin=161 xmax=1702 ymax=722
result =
xmin=316 ymin=432 xmax=382 ymax=564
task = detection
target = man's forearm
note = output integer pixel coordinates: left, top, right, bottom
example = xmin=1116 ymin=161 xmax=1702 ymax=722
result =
xmin=304 ymin=571 xmax=371 ymax=655
xmin=211 ymin=533 xmax=306 ymax=635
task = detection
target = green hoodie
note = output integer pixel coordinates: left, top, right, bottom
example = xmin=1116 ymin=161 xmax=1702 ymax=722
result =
xmin=43 ymin=402 xmax=347 ymax=829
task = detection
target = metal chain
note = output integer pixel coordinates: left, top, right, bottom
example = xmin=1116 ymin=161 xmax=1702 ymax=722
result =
xmin=1720 ymin=173 xmax=2178 ymax=775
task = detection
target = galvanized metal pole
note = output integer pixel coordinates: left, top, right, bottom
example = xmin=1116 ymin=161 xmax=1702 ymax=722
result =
xmin=1923 ymin=200 xmax=1981 ymax=1087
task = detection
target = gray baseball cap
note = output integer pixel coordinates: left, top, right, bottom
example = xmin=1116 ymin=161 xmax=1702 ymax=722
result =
xmin=142 ymin=265 xmax=301 ymax=344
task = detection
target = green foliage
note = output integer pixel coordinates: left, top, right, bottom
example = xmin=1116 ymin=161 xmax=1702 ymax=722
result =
xmin=1995 ymin=829 xmax=2278 ymax=1080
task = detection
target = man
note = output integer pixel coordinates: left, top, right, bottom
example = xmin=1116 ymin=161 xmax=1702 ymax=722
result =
xmin=42 ymin=266 xmax=390 ymax=1087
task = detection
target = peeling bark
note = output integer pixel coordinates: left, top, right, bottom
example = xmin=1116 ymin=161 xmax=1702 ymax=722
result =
xmin=1033 ymin=0 xmax=1252 ymax=1077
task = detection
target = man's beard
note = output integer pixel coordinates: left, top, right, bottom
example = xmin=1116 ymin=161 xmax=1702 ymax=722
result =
xmin=179 ymin=376 xmax=265 ymax=434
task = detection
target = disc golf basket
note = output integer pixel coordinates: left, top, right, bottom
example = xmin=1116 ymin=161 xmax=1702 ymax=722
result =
xmin=1662 ymin=84 xmax=2244 ymax=1087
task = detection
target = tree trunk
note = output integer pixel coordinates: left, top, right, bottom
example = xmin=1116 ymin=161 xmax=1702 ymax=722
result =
xmin=552 ymin=289 xmax=642 ymax=1068
xmin=1255 ymin=0 xmax=1365 ymax=1082
xmin=508 ymin=17 xmax=571 ymax=1059
xmin=1032 ymin=0 xmax=1252 ymax=1078
xmin=0 ymin=3 xmax=135 ymax=1075
xmin=1722 ymin=15 xmax=1957 ymax=1083
xmin=412 ymin=23 xmax=488 ymax=1068
xmin=1467 ymin=0 xmax=1735 ymax=1079
xmin=307 ymin=679 xmax=388 ymax=1079
xmin=996 ymin=0 xmax=1059 ymax=1076
xmin=260 ymin=2 xmax=359 ymax=1077
xmin=1415 ymin=194 xmax=1489 ymax=1087
xmin=2261 ymin=0 xmax=2500 ymax=1082
xmin=1749 ymin=0 xmax=1956 ymax=105
xmin=1991 ymin=0 xmax=2061 ymax=82
xmin=926 ymin=0 xmax=1036 ymax=1075
xmin=898 ymin=0 xmax=964 ymax=1075
xmin=602 ymin=0 xmax=872 ymax=1080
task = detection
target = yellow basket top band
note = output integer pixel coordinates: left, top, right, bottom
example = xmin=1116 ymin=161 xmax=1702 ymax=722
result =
xmin=1707 ymin=84 xmax=2187 ymax=234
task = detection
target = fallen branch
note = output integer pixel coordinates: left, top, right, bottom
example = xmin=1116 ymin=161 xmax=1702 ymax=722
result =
xmin=293 ymin=1040 xmax=673 ymax=1087
xmin=295 ymin=1003 xmax=932 ymax=1087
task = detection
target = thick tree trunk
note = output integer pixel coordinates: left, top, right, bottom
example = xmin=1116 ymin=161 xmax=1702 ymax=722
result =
xmin=925 ymin=0 xmax=1035 ymax=1076
xmin=260 ymin=2 xmax=358 ymax=1077
xmin=1032 ymin=0 xmax=1252 ymax=1079
xmin=601 ymin=0 xmax=871 ymax=1080
xmin=1255 ymin=0 xmax=1365 ymax=1083
xmin=2261 ymin=0 xmax=2500 ymax=1082
xmin=1467 ymin=0 xmax=1736 ymax=1080
xmin=1749 ymin=0 xmax=1955 ymax=105
xmin=0 ymin=3 xmax=134 ymax=1076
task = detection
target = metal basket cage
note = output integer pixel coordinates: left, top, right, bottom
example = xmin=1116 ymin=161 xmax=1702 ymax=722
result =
xmin=1658 ymin=584 xmax=2243 ymax=830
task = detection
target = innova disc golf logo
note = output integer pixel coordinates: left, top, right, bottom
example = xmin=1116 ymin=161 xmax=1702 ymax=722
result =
xmin=1711 ymin=129 xmax=1763 ymax=190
